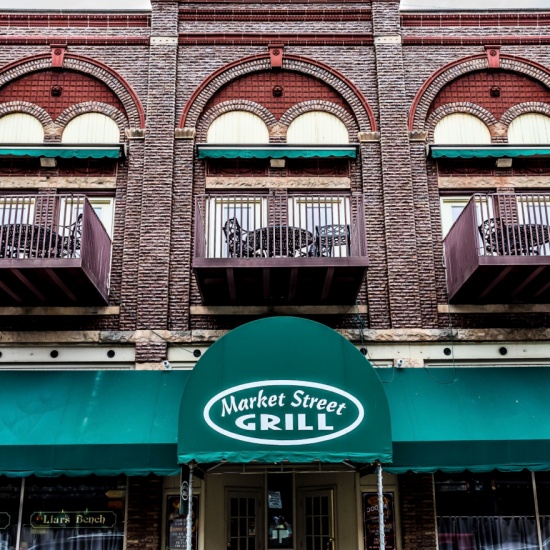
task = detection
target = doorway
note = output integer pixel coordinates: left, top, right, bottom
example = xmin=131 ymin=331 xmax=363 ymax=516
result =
xmin=297 ymin=489 xmax=335 ymax=550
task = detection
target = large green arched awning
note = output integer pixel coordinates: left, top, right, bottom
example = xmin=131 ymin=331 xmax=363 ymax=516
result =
xmin=178 ymin=317 xmax=392 ymax=465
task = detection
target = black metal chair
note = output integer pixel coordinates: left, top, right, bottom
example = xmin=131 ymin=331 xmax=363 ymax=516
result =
xmin=311 ymin=224 xmax=351 ymax=257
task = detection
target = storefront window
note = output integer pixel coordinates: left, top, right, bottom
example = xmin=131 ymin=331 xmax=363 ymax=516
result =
xmin=267 ymin=473 xmax=293 ymax=549
xmin=0 ymin=479 xmax=21 ymax=550
xmin=0 ymin=476 xmax=125 ymax=550
xmin=436 ymin=471 xmax=539 ymax=550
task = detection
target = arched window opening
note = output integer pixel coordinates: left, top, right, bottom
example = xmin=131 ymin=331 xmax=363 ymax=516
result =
xmin=508 ymin=113 xmax=550 ymax=144
xmin=62 ymin=113 xmax=120 ymax=144
xmin=0 ymin=113 xmax=44 ymax=143
xmin=433 ymin=113 xmax=491 ymax=145
xmin=286 ymin=112 xmax=349 ymax=144
xmin=206 ymin=111 xmax=269 ymax=144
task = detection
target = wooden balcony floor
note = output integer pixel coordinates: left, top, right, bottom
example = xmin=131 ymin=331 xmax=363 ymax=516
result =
xmin=0 ymin=259 xmax=109 ymax=306
xmin=448 ymin=256 xmax=550 ymax=304
xmin=194 ymin=257 xmax=368 ymax=305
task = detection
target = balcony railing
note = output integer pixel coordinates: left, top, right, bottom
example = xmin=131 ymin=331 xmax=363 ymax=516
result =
xmin=193 ymin=193 xmax=368 ymax=305
xmin=0 ymin=194 xmax=111 ymax=305
xmin=195 ymin=193 xmax=366 ymax=259
xmin=444 ymin=193 xmax=550 ymax=303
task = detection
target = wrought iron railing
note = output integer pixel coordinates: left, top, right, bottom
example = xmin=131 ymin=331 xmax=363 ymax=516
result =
xmin=444 ymin=193 xmax=550 ymax=258
xmin=195 ymin=193 xmax=366 ymax=260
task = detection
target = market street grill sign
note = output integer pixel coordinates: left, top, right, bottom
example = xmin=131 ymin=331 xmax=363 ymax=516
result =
xmin=204 ymin=380 xmax=364 ymax=445
xmin=31 ymin=511 xmax=117 ymax=529
xmin=178 ymin=317 xmax=393 ymax=464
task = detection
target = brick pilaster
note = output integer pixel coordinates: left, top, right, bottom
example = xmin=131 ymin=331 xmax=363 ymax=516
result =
xmin=398 ymin=473 xmax=438 ymax=550
xmin=373 ymin=0 xmax=422 ymax=328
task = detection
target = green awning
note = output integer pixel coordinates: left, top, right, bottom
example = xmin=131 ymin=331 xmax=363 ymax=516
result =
xmin=178 ymin=317 xmax=392 ymax=465
xmin=380 ymin=367 xmax=550 ymax=474
xmin=0 ymin=145 xmax=124 ymax=159
xmin=429 ymin=144 xmax=550 ymax=159
xmin=197 ymin=145 xmax=357 ymax=159
xmin=0 ymin=370 xmax=189 ymax=477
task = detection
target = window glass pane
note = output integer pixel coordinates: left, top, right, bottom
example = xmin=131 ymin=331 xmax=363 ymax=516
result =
xmin=267 ymin=473 xmax=293 ymax=549
xmin=0 ymin=478 xmax=22 ymax=550
xmin=19 ymin=476 xmax=125 ymax=550
xmin=435 ymin=471 xmax=538 ymax=550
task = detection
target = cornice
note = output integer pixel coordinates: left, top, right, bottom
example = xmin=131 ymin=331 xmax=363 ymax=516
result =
xmin=402 ymin=12 xmax=550 ymax=27
xmin=0 ymin=13 xmax=150 ymax=27
xmin=178 ymin=33 xmax=374 ymax=45
xmin=403 ymin=35 xmax=550 ymax=45
xmin=0 ymin=35 xmax=149 ymax=45
xmin=179 ymin=8 xmax=371 ymax=21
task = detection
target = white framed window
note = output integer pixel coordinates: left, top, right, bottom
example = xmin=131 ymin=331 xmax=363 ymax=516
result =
xmin=59 ymin=196 xmax=114 ymax=238
xmin=206 ymin=196 xmax=267 ymax=258
xmin=286 ymin=111 xmax=349 ymax=144
xmin=508 ymin=113 xmax=550 ymax=144
xmin=433 ymin=113 xmax=491 ymax=145
xmin=0 ymin=196 xmax=35 ymax=225
xmin=206 ymin=111 xmax=269 ymax=144
xmin=62 ymin=113 xmax=120 ymax=144
xmin=0 ymin=113 xmax=44 ymax=143
xmin=440 ymin=197 xmax=470 ymax=237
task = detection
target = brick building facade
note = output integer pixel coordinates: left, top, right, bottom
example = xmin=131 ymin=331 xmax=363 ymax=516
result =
xmin=1 ymin=1 xmax=550 ymax=549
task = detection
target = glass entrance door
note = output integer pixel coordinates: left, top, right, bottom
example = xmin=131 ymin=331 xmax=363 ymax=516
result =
xmin=297 ymin=489 xmax=335 ymax=550
xmin=227 ymin=490 xmax=263 ymax=550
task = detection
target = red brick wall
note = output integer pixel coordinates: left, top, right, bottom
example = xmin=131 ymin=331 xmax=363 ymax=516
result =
xmin=428 ymin=69 xmax=550 ymax=120
xmin=205 ymin=70 xmax=352 ymax=120
xmin=0 ymin=69 xmax=126 ymax=120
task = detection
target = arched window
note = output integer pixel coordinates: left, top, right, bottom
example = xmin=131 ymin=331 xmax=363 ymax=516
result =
xmin=207 ymin=111 xmax=269 ymax=144
xmin=62 ymin=113 xmax=120 ymax=143
xmin=433 ymin=113 xmax=491 ymax=144
xmin=286 ymin=112 xmax=348 ymax=144
xmin=0 ymin=113 xmax=44 ymax=143
xmin=508 ymin=113 xmax=550 ymax=144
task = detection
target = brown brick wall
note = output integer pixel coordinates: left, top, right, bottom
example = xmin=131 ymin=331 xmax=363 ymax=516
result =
xmin=126 ymin=476 xmax=163 ymax=550
xmin=399 ymin=473 xmax=437 ymax=550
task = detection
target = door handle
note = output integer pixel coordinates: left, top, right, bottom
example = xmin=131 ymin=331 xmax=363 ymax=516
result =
xmin=325 ymin=537 xmax=334 ymax=549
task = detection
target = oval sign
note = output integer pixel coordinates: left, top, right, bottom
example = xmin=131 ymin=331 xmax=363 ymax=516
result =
xmin=203 ymin=380 xmax=364 ymax=445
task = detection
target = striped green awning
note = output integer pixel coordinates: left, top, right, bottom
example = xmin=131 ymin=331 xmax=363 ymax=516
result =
xmin=429 ymin=145 xmax=550 ymax=159
xmin=198 ymin=145 xmax=357 ymax=159
xmin=0 ymin=145 xmax=124 ymax=159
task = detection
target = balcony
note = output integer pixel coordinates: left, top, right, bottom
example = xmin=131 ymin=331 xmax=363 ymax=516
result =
xmin=0 ymin=194 xmax=111 ymax=306
xmin=444 ymin=193 xmax=550 ymax=303
xmin=193 ymin=193 xmax=368 ymax=305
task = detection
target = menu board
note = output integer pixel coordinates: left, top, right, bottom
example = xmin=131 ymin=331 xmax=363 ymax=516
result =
xmin=166 ymin=495 xmax=199 ymax=550
xmin=362 ymin=492 xmax=396 ymax=550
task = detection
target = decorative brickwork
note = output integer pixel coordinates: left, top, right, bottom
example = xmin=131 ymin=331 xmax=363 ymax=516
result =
xmin=0 ymin=55 xmax=144 ymax=128
xmin=0 ymin=100 xmax=53 ymax=126
xmin=398 ymin=473 xmax=437 ymax=550
xmin=501 ymin=101 xmax=550 ymax=126
xmin=196 ymin=100 xmax=278 ymax=142
xmin=181 ymin=54 xmax=375 ymax=132
xmin=411 ymin=55 xmax=550 ymax=132
xmin=428 ymin=70 xmax=550 ymax=121
xmin=56 ymin=101 xmax=127 ymax=141
xmin=279 ymin=100 xmax=358 ymax=138
xmin=425 ymin=102 xmax=498 ymax=142
xmin=204 ymin=70 xmax=353 ymax=121
xmin=0 ymin=69 xmax=126 ymax=121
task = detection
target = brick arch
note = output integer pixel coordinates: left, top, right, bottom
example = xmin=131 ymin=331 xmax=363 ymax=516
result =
xmin=56 ymin=102 xmax=128 ymax=141
xmin=426 ymin=102 xmax=497 ymax=142
xmin=180 ymin=54 xmax=375 ymax=132
xmin=196 ymin=100 xmax=277 ymax=142
xmin=279 ymin=101 xmax=358 ymax=139
xmin=409 ymin=54 xmax=550 ymax=132
xmin=0 ymin=101 xmax=53 ymax=127
xmin=501 ymin=102 xmax=550 ymax=126
xmin=0 ymin=53 xmax=144 ymax=128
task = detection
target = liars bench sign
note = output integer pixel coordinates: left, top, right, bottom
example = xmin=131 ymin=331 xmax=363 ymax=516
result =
xmin=204 ymin=380 xmax=364 ymax=445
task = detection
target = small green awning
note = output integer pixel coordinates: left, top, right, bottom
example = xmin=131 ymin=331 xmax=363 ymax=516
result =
xmin=429 ymin=144 xmax=550 ymax=159
xmin=0 ymin=145 xmax=124 ymax=159
xmin=197 ymin=145 xmax=357 ymax=159
xmin=0 ymin=370 xmax=189 ymax=477
xmin=178 ymin=317 xmax=392 ymax=465
xmin=381 ymin=367 xmax=550 ymax=474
